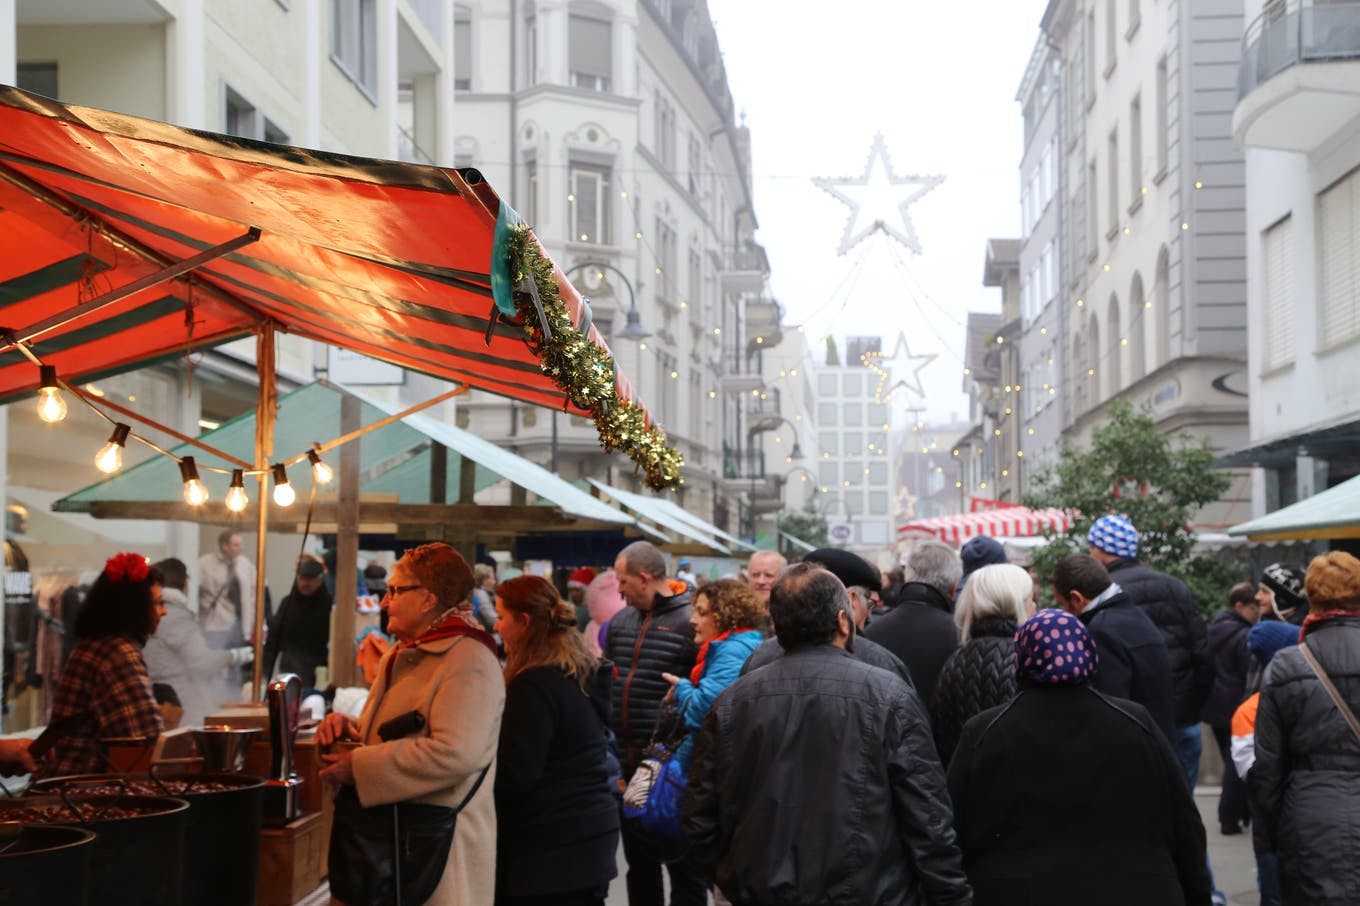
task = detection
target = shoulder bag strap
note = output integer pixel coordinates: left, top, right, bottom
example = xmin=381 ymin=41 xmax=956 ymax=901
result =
xmin=453 ymin=763 xmax=491 ymax=813
xmin=1299 ymin=640 xmax=1360 ymax=748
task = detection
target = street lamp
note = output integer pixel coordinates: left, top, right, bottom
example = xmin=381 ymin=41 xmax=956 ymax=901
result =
xmin=750 ymin=415 xmax=804 ymax=461
xmin=562 ymin=260 xmax=648 ymax=342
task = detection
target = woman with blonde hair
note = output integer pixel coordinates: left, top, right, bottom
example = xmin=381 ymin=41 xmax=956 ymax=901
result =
xmin=930 ymin=562 xmax=1035 ymax=766
xmin=493 ymin=575 xmax=619 ymax=906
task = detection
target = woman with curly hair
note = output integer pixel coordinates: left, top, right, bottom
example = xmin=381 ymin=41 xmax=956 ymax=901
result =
xmin=493 ymin=575 xmax=619 ymax=906
xmin=38 ymin=552 xmax=165 ymax=779
xmin=663 ymin=579 xmax=764 ymax=770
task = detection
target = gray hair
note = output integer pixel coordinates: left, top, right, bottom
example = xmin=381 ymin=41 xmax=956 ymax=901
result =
xmin=618 ymin=540 xmax=667 ymax=580
xmin=907 ymin=541 xmax=963 ymax=599
xmin=955 ymin=563 xmax=1033 ymax=641
xmin=748 ymin=550 xmax=787 ymax=572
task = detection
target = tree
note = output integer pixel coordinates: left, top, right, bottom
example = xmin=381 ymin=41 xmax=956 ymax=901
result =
xmin=1023 ymin=401 xmax=1241 ymax=617
xmin=778 ymin=499 xmax=828 ymax=551
xmin=824 ymin=335 xmax=840 ymax=366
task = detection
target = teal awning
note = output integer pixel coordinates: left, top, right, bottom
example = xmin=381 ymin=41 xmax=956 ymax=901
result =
xmin=587 ymin=479 xmax=754 ymax=555
xmin=1227 ymin=474 xmax=1360 ymax=541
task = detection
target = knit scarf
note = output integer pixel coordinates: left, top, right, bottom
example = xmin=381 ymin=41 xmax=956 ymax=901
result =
xmin=385 ymin=611 xmax=498 ymax=685
xmin=1301 ymin=609 xmax=1359 ymax=639
xmin=690 ymin=629 xmax=754 ymax=684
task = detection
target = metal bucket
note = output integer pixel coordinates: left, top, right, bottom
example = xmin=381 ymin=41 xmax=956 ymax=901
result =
xmin=30 ymin=772 xmax=265 ymax=906
xmin=0 ymin=793 xmax=190 ymax=906
xmin=0 ymin=824 xmax=96 ymax=905
xmin=191 ymin=725 xmax=262 ymax=772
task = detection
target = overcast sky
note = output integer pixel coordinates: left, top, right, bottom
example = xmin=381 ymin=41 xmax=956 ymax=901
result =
xmin=707 ymin=0 xmax=1052 ymax=425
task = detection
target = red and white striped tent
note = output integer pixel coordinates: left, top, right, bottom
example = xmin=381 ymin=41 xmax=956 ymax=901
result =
xmin=897 ymin=506 xmax=1073 ymax=544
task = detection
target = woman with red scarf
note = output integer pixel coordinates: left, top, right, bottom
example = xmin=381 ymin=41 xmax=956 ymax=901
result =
xmin=662 ymin=579 xmax=764 ymax=771
xmin=1249 ymin=551 xmax=1360 ymax=906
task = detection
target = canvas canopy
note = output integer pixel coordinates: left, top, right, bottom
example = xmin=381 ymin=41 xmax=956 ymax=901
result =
xmin=898 ymin=506 xmax=1073 ymax=544
xmin=1227 ymin=474 xmax=1360 ymax=541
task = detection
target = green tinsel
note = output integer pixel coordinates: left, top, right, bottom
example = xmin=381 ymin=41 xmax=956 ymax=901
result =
xmin=507 ymin=225 xmax=684 ymax=490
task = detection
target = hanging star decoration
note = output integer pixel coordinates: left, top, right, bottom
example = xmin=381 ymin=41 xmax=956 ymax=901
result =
xmin=813 ymin=134 xmax=944 ymax=256
xmin=863 ymin=332 xmax=937 ymax=405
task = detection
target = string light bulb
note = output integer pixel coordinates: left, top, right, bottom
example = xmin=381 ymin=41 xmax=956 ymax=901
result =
xmin=179 ymin=456 xmax=209 ymax=506
xmin=272 ymin=463 xmax=296 ymax=507
xmin=307 ymin=449 xmax=334 ymax=484
xmin=95 ymin=423 xmax=131 ymax=474
xmin=225 ymin=469 xmax=249 ymax=512
xmin=37 ymin=365 xmax=68 ymax=423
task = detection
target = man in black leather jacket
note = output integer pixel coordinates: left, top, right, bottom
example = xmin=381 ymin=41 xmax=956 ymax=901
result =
xmin=603 ymin=540 xmax=702 ymax=906
xmin=684 ymin=562 xmax=971 ymax=906
xmin=1088 ymin=514 xmax=1212 ymax=785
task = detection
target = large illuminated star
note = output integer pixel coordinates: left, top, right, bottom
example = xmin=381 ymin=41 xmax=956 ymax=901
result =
xmin=813 ymin=134 xmax=944 ymax=256
xmin=863 ymin=332 xmax=936 ymax=403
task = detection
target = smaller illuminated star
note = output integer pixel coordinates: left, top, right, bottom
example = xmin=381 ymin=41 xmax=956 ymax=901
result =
xmin=864 ymin=332 xmax=936 ymax=403
xmin=813 ymin=134 xmax=944 ymax=256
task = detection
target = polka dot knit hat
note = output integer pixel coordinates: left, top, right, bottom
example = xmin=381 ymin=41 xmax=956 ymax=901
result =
xmin=1015 ymin=609 xmax=1099 ymax=685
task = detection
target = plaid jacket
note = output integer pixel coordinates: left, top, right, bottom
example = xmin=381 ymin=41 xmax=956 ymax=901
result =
xmin=39 ymin=635 xmax=162 ymax=778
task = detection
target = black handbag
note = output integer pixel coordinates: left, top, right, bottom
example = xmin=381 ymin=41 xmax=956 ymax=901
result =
xmin=327 ymin=708 xmax=490 ymax=906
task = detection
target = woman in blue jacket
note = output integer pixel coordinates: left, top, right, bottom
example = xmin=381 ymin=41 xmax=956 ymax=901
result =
xmin=663 ymin=579 xmax=764 ymax=770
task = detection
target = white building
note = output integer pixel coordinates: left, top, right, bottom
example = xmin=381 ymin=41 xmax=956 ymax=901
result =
xmin=448 ymin=0 xmax=783 ymax=537
xmin=1222 ymin=0 xmax=1360 ymax=512
xmin=1041 ymin=0 xmax=1252 ymax=529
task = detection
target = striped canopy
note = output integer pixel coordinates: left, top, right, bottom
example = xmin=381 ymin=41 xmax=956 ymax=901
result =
xmin=0 ymin=85 xmax=646 ymax=420
xmin=898 ymin=506 xmax=1073 ymax=544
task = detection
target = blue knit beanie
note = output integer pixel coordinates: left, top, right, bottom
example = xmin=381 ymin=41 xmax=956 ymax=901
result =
xmin=1247 ymin=620 xmax=1301 ymax=668
xmin=1087 ymin=514 xmax=1139 ymax=559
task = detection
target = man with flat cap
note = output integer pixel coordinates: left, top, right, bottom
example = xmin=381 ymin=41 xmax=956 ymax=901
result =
xmin=263 ymin=554 xmax=333 ymax=688
xmin=740 ymin=548 xmax=915 ymax=688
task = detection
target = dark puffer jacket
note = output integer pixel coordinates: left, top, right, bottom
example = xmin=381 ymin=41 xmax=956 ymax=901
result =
xmin=1106 ymin=557 xmax=1212 ymax=727
xmin=1079 ymin=591 xmax=1177 ymax=742
xmin=601 ymin=580 xmax=697 ymax=774
xmin=1200 ymin=608 xmax=1252 ymax=729
xmin=1249 ymin=615 xmax=1360 ymax=906
xmin=930 ymin=616 xmax=1018 ymax=767
xmin=684 ymin=645 xmax=971 ymax=905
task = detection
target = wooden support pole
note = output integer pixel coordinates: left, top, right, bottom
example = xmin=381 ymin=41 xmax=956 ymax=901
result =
xmin=430 ymin=443 xmax=447 ymax=504
xmin=250 ymin=324 xmax=277 ymax=702
xmin=329 ymin=395 xmax=362 ymax=688
xmin=458 ymin=454 xmax=476 ymax=504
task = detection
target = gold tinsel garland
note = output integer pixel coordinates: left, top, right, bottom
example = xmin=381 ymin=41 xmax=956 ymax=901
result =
xmin=507 ymin=225 xmax=684 ymax=490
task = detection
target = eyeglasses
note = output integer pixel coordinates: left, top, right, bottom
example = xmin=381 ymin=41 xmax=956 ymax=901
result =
xmin=384 ymin=583 xmax=425 ymax=598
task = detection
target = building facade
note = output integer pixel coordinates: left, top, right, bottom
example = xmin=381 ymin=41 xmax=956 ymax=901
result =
xmin=1223 ymin=0 xmax=1360 ymax=513
xmin=448 ymin=0 xmax=784 ymax=535
xmin=1042 ymin=0 xmax=1252 ymax=530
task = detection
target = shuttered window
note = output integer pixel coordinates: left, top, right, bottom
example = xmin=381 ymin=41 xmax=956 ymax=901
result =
xmin=1262 ymin=215 xmax=1295 ymax=370
xmin=569 ymin=15 xmax=612 ymax=91
xmin=1319 ymin=168 xmax=1360 ymax=348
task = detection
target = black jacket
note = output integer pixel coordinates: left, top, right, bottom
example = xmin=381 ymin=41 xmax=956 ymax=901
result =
xmin=1200 ymin=608 xmax=1253 ymax=729
xmin=1106 ymin=558 xmax=1212 ymax=727
xmin=948 ymin=683 xmax=1210 ymax=906
xmin=1079 ymin=591 xmax=1177 ymax=741
xmin=1249 ymin=615 xmax=1360 ymax=906
xmin=930 ymin=617 xmax=1018 ymax=768
xmin=495 ymin=662 xmax=619 ymax=898
xmin=262 ymin=586 xmax=332 ymax=688
xmin=864 ymin=581 xmax=959 ymax=704
xmin=601 ymin=580 xmax=697 ymax=774
xmin=739 ymin=633 xmax=916 ymax=689
xmin=684 ymin=645 xmax=970 ymax=906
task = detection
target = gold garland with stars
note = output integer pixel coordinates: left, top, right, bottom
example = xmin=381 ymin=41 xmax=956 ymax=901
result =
xmin=507 ymin=224 xmax=684 ymax=490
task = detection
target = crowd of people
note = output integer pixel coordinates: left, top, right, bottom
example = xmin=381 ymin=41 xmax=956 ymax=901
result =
xmin=3 ymin=519 xmax=1359 ymax=906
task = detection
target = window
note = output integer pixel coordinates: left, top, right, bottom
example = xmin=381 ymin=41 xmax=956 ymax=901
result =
xmin=1318 ymin=169 xmax=1360 ymax=348
xmin=818 ymin=402 xmax=837 ymax=425
xmin=688 ymin=249 xmax=701 ymax=309
xmin=845 ymin=492 xmax=865 ymax=515
xmin=1088 ymin=313 xmax=1102 ymax=403
xmin=868 ymin=492 xmax=889 ymax=515
xmin=868 ymin=462 xmax=888 ymax=485
xmin=224 ymin=85 xmax=290 ymax=144
xmin=654 ymin=218 xmax=676 ymax=304
xmin=689 ymin=371 xmax=703 ymax=441
xmin=656 ymin=350 xmax=678 ymax=419
xmin=843 ymin=373 xmax=863 ymax=396
xmin=654 ymin=92 xmax=676 ymax=170
xmin=819 ymin=462 xmax=837 ymax=486
xmin=1155 ymin=246 xmax=1171 ymax=365
xmin=868 ymin=431 xmax=888 ymax=451
xmin=1021 ymin=183 xmax=1032 ymax=240
xmin=1107 ymin=295 xmax=1122 ymax=393
xmin=1156 ymin=56 xmax=1168 ymax=177
xmin=569 ymin=15 xmax=612 ymax=91
xmin=819 ymin=432 xmax=838 ymax=456
xmin=1042 ymin=241 xmax=1055 ymax=305
xmin=1129 ymin=95 xmax=1142 ymax=205
xmin=454 ymin=8 xmax=472 ymax=90
xmin=867 ymin=404 xmax=888 ymax=426
xmin=523 ymin=158 xmax=538 ymax=226
xmin=331 ymin=0 xmax=377 ymax=97
xmin=1262 ymin=216 xmax=1296 ymax=370
xmin=17 ymin=62 xmax=58 ymax=100
xmin=842 ymin=404 xmax=863 ymax=426
xmin=525 ymin=16 xmax=538 ymax=85
xmin=818 ymin=374 xmax=837 ymax=395
xmin=1104 ymin=0 xmax=1117 ymax=75
xmin=1039 ymin=144 xmax=1053 ymax=212
xmin=569 ymin=163 xmax=611 ymax=244
xmin=1129 ymin=272 xmax=1146 ymax=381
xmin=1085 ymin=9 xmax=1097 ymax=106
xmin=844 ymin=432 xmax=863 ymax=455
xmin=1107 ymin=130 xmax=1119 ymax=236
xmin=1088 ymin=159 xmax=1100 ymax=255
xmin=687 ymin=131 xmax=702 ymax=194
xmin=1127 ymin=0 xmax=1140 ymax=37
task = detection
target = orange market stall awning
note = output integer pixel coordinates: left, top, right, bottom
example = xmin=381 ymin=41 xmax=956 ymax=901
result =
xmin=0 ymin=84 xmax=679 ymax=488
xmin=898 ymin=506 xmax=1073 ymax=544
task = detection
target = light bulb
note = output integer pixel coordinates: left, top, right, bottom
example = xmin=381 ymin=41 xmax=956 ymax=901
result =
xmin=37 ymin=366 xmax=67 ymax=423
xmin=179 ymin=456 xmax=208 ymax=506
xmin=307 ymin=449 xmax=334 ymax=484
xmin=94 ymin=424 xmax=130 ymax=474
xmin=272 ymin=463 xmax=295 ymax=507
xmin=225 ymin=470 xmax=249 ymax=513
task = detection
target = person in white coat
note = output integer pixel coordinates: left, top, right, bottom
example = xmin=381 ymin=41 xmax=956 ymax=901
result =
xmin=318 ymin=542 xmax=505 ymax=906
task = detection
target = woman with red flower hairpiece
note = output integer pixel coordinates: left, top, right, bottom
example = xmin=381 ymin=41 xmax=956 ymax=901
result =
xmin=36 ymin=553 xmax=166 ymax=779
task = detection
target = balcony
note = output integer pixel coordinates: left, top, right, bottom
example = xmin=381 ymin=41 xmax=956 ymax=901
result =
xmin=746 ymin=391 xmax=784 ymax=434
xmin=718 ymin=241 xmax=769 ymax=294
xmin=721 ymin=446 xmax=783 ymax=509
xmin=745 ymin=297 xmax=784 ymax=350
xmin=720 ymin=349 xmax=764 ymax=394
xmin=1234 ymin=0 xmax=1360 ymax=152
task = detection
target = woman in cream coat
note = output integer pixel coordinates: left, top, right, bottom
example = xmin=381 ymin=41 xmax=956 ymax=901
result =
xmin=319 ymin=543 xmax=505 ymax=906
